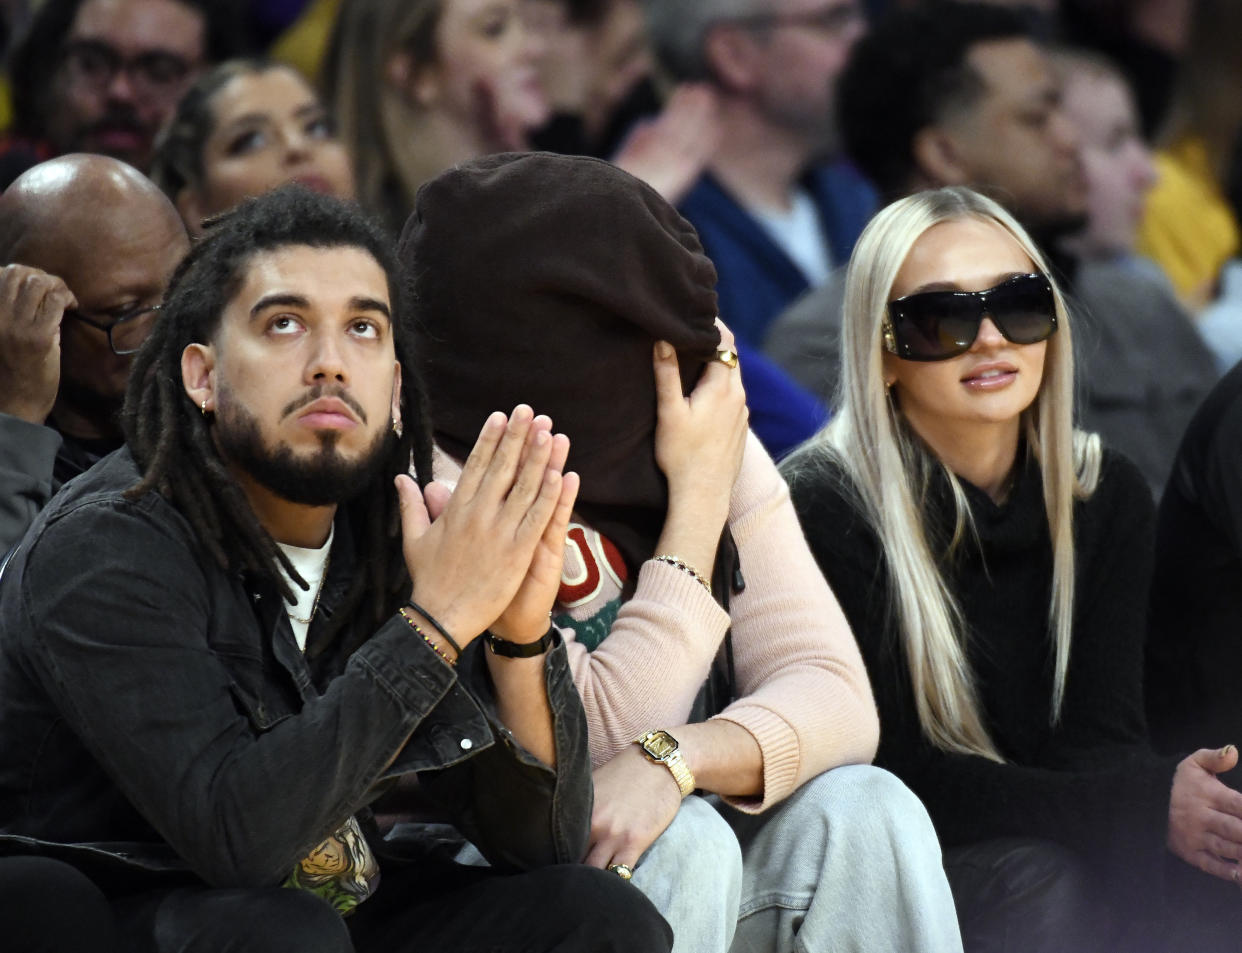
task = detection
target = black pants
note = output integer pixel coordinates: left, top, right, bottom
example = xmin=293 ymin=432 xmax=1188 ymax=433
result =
xmin=1 ymin=855 xmax=118 ymax=953
xmin=112 ymin=859 xmax=672 ymax=953
xmin=944 ymin=838 xmax=1105 ymax=953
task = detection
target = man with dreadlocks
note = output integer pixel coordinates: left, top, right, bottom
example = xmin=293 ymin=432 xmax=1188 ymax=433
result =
xmin=0 ymin=186 xmax=672 ymax=953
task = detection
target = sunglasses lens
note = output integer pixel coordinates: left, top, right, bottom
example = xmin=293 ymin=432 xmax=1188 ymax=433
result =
xmin=890 ymin=294 xmax=979 ymax=360
xmin=989 ymin=276 xmax=1056 ymax=344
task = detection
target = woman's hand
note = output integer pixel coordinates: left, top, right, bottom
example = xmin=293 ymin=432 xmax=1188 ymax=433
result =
xmin=651 ymin=321 xmax=748 ymax=577
xmin=585 ymin=744 xmax=685 ymax=873
xmin=1167 ymin=745 xmax=1242 ymax=884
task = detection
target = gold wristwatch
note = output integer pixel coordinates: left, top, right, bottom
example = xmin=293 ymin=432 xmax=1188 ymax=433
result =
xmin=634 ymin=729 xmax=696 ymax=798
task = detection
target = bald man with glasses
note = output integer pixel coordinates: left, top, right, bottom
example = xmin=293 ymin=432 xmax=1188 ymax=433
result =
xmin=0 ymin=154 xmax=189 ymax=553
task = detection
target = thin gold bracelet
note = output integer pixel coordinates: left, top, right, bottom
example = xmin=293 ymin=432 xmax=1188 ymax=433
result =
xmin=652 ymin=554 xmax=712 ymax=595
xmin=399 ymin=607 xmax=458 ymax=667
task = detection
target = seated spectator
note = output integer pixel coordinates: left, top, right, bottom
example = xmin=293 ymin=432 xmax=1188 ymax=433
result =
xmin=323 ymin=0 xmax=550 ymax=235
xmin=151 ymin=58 xmax=355 ymax=235
xmin=641 ymin=0 xmax=875 ymax=348
xmin=402 ymin=152 xmax=963 ymax=953
xmin=525 ymin=0 xmax=723 ymax=207
xmin=0 ymin=0 xmax=246 ymax=186
xmin=1053 ymin=46 xmax=1160 ymax=269
xmin=782 ymin=185 xmax=1242 ymax=953
xmin=765 ymin=0 xmax=1217 ymax=495
xmin=0 ymin=186 xmax=671 ymax=953
xmin=1148 ymin=361 xmax=1242 ymax=766
xmin=1136 ymin=0 xmax=1242 ymax=311
xmin=0 ymin=154 xmax=188 ymax=553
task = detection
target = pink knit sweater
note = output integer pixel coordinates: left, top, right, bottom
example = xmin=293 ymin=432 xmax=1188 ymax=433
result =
xmin=435 ymin=432 xmax=879 ymax=813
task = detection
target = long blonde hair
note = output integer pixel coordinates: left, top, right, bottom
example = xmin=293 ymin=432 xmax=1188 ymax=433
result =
xmin=795 ymin=186 xmax=1100 ymax=761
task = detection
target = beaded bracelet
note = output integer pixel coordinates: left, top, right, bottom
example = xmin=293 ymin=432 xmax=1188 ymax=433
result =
xmin=399 ymin=607 xmax=457 ymax=667
xmin=405 ymin=599 xmax=464 ymax=657
xmin=653 ymin=554 xmax=712 ymax=595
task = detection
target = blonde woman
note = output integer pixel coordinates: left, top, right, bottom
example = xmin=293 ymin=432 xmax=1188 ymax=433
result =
xmin=783 ymin=186 xmax=1242 ymax=953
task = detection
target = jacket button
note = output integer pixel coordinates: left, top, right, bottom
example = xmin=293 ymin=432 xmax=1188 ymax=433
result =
xmin=459 ymin=738 xmax=473 ymax=750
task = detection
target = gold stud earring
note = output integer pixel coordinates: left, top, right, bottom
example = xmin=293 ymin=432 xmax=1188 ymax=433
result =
xmin=391 ymin=417 xmax=403 ymax=438
xmin=200 ymin=400 xmax=208 ymax=415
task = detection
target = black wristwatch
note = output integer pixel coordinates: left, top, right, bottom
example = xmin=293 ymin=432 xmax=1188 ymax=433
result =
xmin=485 ymin=625 xmax=558 ymax=658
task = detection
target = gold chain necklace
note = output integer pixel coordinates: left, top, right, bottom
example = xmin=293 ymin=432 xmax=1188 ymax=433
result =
xmin=288 ymin=552 xmax=330 ymax=625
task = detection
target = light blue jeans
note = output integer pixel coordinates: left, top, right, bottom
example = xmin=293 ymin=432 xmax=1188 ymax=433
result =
xmin=633 ymin=765 xmax=963 ymax=953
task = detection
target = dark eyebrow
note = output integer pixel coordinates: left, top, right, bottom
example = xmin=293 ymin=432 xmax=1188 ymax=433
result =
xmin=350 ymin=296 xmax=390 ymax=319
xmin=250 ymin=293 xmax=310 ymax=319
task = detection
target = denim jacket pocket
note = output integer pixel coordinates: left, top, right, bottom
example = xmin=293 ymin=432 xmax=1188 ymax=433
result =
xmin=213 ymin=642 xmax=297 ymax=732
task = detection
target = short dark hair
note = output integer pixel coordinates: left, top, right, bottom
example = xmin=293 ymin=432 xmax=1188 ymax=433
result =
xmin=8 ymin=0 xmax=252 ymax=140
xmin=124 ymin=186 xmax=434 ymax=642
xmin=839 ymin=1 xmax=1029 ymax=200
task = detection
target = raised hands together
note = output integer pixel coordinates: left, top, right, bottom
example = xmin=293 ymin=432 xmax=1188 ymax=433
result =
xmin=395 ymin=405 xmax=579 ymax=651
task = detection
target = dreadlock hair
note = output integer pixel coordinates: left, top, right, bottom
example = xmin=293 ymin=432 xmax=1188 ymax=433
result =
xmin=122 ymin=185 xmax=435 ymax=648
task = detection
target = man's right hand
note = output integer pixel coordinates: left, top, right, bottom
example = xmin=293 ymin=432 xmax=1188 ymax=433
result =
xmin=395 ymin=405 xmax=571 ymax=649
xmin=1167 ymin=744 xmax=1242 ymax=883
xmin=0 ymin=264 xmax=76 ymax=424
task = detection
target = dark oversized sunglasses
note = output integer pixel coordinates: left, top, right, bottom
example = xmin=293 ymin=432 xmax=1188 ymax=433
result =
xmin=883 ymin=273 xmax=1058 ymax=362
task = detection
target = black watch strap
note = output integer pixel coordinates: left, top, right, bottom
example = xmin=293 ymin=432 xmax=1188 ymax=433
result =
xmin=485 ymin=625 xmax=558 ymax=658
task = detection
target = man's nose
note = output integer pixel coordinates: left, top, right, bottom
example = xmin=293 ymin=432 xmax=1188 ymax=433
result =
xmin=307 ymin=332 xmax=347 ymax=382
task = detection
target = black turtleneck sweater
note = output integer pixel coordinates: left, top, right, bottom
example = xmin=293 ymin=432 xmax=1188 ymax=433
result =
xmin=782 ymin=446 xmax=1179 ymax=905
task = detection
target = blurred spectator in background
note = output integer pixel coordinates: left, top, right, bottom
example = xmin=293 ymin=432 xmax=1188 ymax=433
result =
xmin=525 ymin=0 xmax=721 ymax=207
xmin=0 ymin=154 xmax=188 ymax=553
xmin=1052 ymin=47 xmax=1159 ymax=266
xmin=324 ymin=0 xmax=550 ymax=235
xmin=1060 ymin=0 xmax=1191 ymax=137
xmin=643 ymin=0 xmax=874 ymax=349
xmin=1135 ymin=0 xmax=1242 ymax=313
xmin=635 ymin=0 xmax=874 ymax=458
xmin=765 ymin=0 xmax=1215 ymax=495
xmin=151 ymin=58 xmax=354 ymax=235
xmin=0 ymin=0 xmax=248 ymax=187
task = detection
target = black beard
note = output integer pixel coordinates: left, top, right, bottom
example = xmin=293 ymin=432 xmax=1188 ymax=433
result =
xmin=214 ymin=399 xmax=392 ymax=507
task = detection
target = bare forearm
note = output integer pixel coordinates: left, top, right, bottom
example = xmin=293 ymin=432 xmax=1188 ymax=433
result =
xmin=675 ymin=720 xmax=763 ymax=799
xmin=486 ymin=652 xmax=557 ymax=768
xmin=653 ymin=489 xmax=729 ymax=584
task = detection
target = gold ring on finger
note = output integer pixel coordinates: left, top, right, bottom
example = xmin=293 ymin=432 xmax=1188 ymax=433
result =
xmin=713 ymin=347 xmax=739 ymax=369
xmin=607 ymin=863 xmax=634 ymax=881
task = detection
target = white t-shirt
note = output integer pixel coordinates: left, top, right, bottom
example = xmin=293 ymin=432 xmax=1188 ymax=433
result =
xmin=751 ymin=188 xmax=833 ymax=287
xmin=276 ymin=526 xmax=333 ymax=652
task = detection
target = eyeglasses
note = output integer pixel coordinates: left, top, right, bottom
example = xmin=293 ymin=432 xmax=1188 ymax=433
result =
xmin=65 ymin=304 xmax=162 ymax=356
xmin=729 ymin=2 xmax=863 ymax=37
xmin=883 ymin=274 xmax=1057 ymax=362
xmin=60 ymin=40 xmax=198 ymax=100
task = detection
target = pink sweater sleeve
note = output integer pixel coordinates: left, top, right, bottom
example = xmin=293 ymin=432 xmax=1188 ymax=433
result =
xmin=564 ymin=432 xmax=879 ymax=812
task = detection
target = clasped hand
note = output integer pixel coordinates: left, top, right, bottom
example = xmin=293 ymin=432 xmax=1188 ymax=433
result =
xmin=396 ymin=406 xmax=579 ymax=650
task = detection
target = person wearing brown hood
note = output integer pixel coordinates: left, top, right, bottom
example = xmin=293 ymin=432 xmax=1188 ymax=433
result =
xmin=401 ymin=151 xmax=963 ymax=953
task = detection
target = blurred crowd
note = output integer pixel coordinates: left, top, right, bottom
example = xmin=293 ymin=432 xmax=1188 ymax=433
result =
xmin=4 ymin=2 xmax=1242 ymax=952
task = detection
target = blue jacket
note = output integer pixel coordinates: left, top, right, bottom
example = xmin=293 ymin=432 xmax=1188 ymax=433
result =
xmin=680 ymin=163 xmax=875 ymax=457
xmin=679 ymin=162 xmax=876 ymax=347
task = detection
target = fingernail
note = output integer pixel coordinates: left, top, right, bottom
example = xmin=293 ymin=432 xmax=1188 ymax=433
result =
xmin=656 ymin=341 xmax=674 ymax=359
xmin=1222 ymin=745 xmax=1235 ymax=758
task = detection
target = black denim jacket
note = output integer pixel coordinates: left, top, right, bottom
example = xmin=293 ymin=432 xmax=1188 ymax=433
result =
xmin=0 ymin=449 xmax=591 ymax=890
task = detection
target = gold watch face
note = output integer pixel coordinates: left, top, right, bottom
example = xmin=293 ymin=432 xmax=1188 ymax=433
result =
xmin=640 ymin=730 xmax=679 ymax=761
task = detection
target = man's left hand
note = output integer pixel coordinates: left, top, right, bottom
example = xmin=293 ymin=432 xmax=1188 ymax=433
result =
xmin=584 ymin=744 xmax=684 ymax=872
